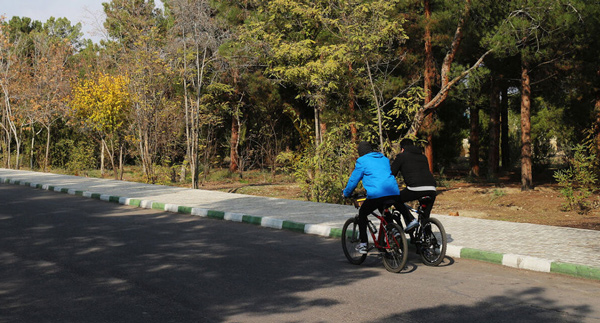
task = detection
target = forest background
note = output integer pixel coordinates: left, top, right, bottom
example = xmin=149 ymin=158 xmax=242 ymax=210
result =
xmin=1 ymin=0 xmax=599 ymax=230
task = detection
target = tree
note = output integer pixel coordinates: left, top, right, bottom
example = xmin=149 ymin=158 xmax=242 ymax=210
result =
xmin=242 ymin=0 xmax=407 ymax=150
xmin=488 ymin=74 xmax=501 ymax=176
xmin=103 ymin=0 xmax=159 ymax=49
xmin=484 ymin=0 xmax=586 ymax=190
xmin=240 ymin=0 xmax=339 ymax=148
xmin=128 ymin=30 xmax=180 ymax=183
xmin=69 ymin=73 xmax=131 ymax=179
xmin=28 ymin=19 xmax=78 ymax=171
xmin=405 ymin=0 xmax=493 ymax=139
xmin=167 ymin=0 xmax=230 ymax=188
xmin=0 ymin=18 xmax=34 ymax=169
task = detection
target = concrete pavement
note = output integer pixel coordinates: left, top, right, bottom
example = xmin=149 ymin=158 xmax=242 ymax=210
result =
xmin=1 ymin=168 xmax=599 ymax=280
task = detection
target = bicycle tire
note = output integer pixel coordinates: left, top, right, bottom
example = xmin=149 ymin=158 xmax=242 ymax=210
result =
xmin=418 ymin=217 xmax=447 ymax=266
xmin=341 ymin=217 xmax=367 ymax=265
xmin=381 ymin=223 xmax=408 ymax=273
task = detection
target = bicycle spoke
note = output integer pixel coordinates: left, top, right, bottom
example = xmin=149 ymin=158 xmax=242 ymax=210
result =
xmin=418 ymin=218 xmax=447 ymax=266
xmin=342 ymin=217 xmax=367 ymax=265
xmin=381 ymin=224 xmax=407 ymax=273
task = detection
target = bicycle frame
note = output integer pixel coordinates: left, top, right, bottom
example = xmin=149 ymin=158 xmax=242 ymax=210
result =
xmin=343 ymin=195 xmax=409 ymax=272
xmin=367 ymin=211 xmax=393 ymax=250
xmin=351 ymin=194 xmax=398 ymax=251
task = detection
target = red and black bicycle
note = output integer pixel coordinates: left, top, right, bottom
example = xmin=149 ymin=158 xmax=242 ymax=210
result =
xmin=341 ymin=194 xmax=408 ymax=273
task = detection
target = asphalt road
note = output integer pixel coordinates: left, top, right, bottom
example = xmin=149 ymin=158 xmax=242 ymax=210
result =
xmin=1 ymin=183 xmax=599 ymax=323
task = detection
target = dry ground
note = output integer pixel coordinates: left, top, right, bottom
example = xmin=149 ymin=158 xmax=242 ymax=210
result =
xmin=434 ymin=183 xmax=600 ymax=230
xmin=87 ymin=166 xmax=598 ymax=231
xmin=198 ymin=176 xmax=600 ymax=231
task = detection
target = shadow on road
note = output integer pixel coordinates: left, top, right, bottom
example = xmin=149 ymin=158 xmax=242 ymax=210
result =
xmin=0 ymin=184 xmax=595 ymax=322
xmin=0 ymin=184 xmax=371 ymax=322
xmin=374 ymin=286 xmax=591 ymax=322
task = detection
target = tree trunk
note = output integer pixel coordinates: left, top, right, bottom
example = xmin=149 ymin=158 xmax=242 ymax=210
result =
xmin=488 ymin=76 xmax=501 ymax=176
xmin=229 ymin=69 xmax=240 ymax=174
xmin=501 ymin=81 xmax=510 ymax=170
xmin=314 ymin=106 xmax=321 ymax=147
xmin=100 ymin=139 xmax=105 ymax=176
xmin=595 ymin=68 xmax=600 ymax=154
xmin=14 ymin=135 xmax=21 ymax=170
xmin=44 ymin=125 xmax=51 ymax=172
xmin=366 ymin=60 xmax=384 ymax=150
xmin=469 ymin=104 xmax=480 ymax=176
xmin=320 ymin=120 xmax=327 ymax=145
xmin=349 ymin=88 xmax=358 ymax=143
xmin=348 ymin=63 xmax=358 ymax=143
xmin=30 ymin=125 xmax=35 ymax=170
xmin=2 ymin=128 xmax=10 ymax=168
xmin=422 ymin=0 xmax=435 ymax=173
xmin=3 ymin=127 xmax=10 ymax=168
xmin=104 ymin=137 xmax=118 ymax=180
xmin=119 ymin=143 xmax=124 ymax=180
xmin=596 ymin=95 xmax=600 ymax=154
xmin=407 ymin=1 xmax=493 ymax=138
xmin=229 ymin=113 xmax=240 ymax=173
xmin=520 ymin=59 xmax=533 ymax=190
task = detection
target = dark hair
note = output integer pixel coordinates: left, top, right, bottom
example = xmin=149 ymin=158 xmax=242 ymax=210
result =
xmin=358 ymin=141 xmax=372 ymax=157
xmin=400 ymin=138 xmax=415 ymax=150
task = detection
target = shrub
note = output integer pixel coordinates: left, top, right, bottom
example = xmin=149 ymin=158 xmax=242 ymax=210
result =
xmin=66 ymin=141 xmax=97 ymax=175
xmin=278 ymin=126 xmax=356 ymax=204
xmin=553 ymin=144 xmax=598 ymax=213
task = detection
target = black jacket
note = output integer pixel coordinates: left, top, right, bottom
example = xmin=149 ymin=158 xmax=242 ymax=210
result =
xmin=390 ymin=146 xmax=436 ymax=189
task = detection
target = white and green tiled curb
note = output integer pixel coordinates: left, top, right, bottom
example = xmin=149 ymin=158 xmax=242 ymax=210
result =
xmin=2 ymin=176 xmax=600 ymax=281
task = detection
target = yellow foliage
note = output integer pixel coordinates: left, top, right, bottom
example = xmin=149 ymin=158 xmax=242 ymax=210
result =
xmin=69 ymin=73 xmax=132 ymax=134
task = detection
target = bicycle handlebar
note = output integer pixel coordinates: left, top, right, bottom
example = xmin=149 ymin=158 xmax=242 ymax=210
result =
xmin=345 ymin=193 xmax=366 ymax=209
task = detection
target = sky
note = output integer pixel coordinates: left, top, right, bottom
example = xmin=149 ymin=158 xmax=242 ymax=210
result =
xmin=1 ymin=0 xmax=163 ymax=43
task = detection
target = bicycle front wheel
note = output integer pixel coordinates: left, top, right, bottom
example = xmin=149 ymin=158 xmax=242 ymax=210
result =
xmin=341 ymin=217 xmax=366 ymax=265
xmin=382 ymin=223 xmax=408 ymax=273
xmin=419 ymin=217 xmax=447 ymax=266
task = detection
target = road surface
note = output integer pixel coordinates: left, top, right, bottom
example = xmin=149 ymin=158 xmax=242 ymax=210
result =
xmin=1 ymin=184 xmax=599 ymax=322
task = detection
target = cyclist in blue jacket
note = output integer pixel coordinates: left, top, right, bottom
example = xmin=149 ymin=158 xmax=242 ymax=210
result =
xmin=343 ymin=141 xmax=402 ymax=254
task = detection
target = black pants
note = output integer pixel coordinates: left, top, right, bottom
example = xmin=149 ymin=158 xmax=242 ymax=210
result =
xmin=358 ymin=195 xmax=402 ymax=243
xmin=396 ymin=188 xmax=437 ymax=227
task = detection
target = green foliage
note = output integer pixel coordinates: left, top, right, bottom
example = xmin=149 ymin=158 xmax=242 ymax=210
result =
xmin=553 ymin=144 xmax=598 ymax=213
xmin=103 ymin=0 xmax=161 ymax=47
xmin=277 ymin=125 xmax=355 ymax=203
xmin=51 ymin=139 xmax=75 ymax=168
xmin=66 ymin=140 xmax=97 ymax=174
xmin=484 ymin=0 xmax=586 ymax=61
xmin=241 ymin=0 xmax=405 ymax=117
xmin=489 ymin=188 xmax=506 ymax=202
xmin=531 ymin=97 xmax=573 ymax=167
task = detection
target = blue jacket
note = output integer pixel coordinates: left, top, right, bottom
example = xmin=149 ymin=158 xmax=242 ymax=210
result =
xmin=343 ymin=152 xmax=400 ymax=199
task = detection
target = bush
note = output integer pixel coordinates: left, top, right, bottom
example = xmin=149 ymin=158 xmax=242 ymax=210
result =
xmin=278 ymin=126 xmax=356 ymax=204
xmin=553 ymin=144 xmax=598 ymax=213
xmin=66 ymin=141 xmax=97 ymax=175
xmin=52 ymin=139 xmax=75 ymax=168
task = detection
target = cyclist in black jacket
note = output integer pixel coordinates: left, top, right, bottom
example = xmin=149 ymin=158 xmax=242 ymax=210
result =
xmin=390 ymin=138 xmax=437 ymax=232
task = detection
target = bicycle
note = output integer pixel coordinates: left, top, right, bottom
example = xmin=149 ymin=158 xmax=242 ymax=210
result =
xmin=341 ymin=195 xmax=408 ymax=273
xmin=396 ymin=196 xmax=447 ymax=266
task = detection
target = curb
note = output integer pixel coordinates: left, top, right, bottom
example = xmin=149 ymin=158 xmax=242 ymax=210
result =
xmin=2 ymin=176 xmax=600 ymax=281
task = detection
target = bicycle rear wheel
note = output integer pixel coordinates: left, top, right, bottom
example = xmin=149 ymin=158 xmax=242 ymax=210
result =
xmin=341 ymin=217 xmax=367 ymax=265
xmin=419 ymin=217 xmax=447 ymax=266
xmin=382 ymin=223 xmax=408 ymax=273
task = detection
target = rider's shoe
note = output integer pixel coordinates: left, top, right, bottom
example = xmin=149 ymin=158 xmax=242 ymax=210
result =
xmin=356 ymin=243 xmax=368 ymax=254
xmin=405 ymin=219 xmax=420 ymax=232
